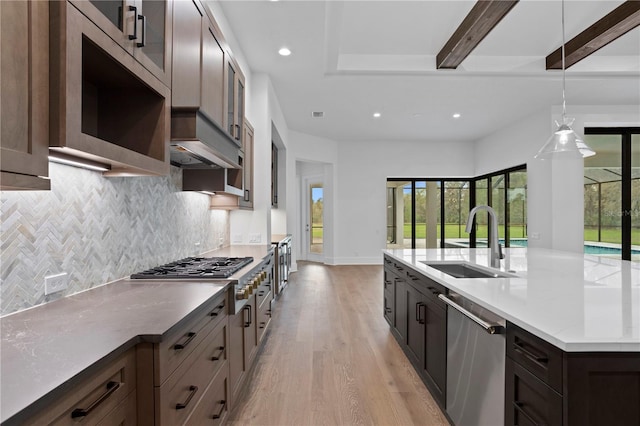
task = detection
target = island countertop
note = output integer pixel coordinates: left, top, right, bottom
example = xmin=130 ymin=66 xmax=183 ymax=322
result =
xmin=384 ymin=247 xmax=640 ymax=352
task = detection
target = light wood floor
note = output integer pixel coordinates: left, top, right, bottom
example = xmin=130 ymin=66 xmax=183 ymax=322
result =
xmin=227 ymin=262 xmax=449 ymax=426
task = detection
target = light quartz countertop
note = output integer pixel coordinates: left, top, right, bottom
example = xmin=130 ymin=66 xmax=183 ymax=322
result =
xmin=0 ymin=245 xmax=274 ymax=424
xmin=384 ymin=247 xmax=640 ymax=353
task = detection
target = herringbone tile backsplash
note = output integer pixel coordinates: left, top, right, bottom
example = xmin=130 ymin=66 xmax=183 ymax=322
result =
xmin=0 ymin=163 xmax=229 ymax=316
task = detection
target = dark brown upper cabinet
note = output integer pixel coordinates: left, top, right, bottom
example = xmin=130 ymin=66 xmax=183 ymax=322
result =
xmin=171 ymin=0 xmax=245 ymax=148
xmin=1 ymin=0 xmax=50 ymax=190
xmin=69 ymin=0 xmax=173 ymax=87
xmin=49 ymin=1 xmax=171 ymax=177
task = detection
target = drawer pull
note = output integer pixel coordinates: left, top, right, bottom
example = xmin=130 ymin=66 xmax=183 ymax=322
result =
xmin=258 ymin=291 xmax=265 ymax=296
xmin=514 ymin=341 xmax=549 ymax=364
xmin=71 ymin=381 xmax=121 ymax=419
xmin=244 ymin=304 xmax=252 ymax=327
xmin=209 ymin=301 xmax=226 ymax=317
xmin=211 ymin=346 xmax=225 ymax=361
xmin=212 ymin=400 xmax=226 ymax=419
xmin=513 ymin=401 xmax=543 ymax=426
xmin=173 ymin=332 xmax=197 ymax=350
xmin=176 ymin=385 xmax=198 ymax=410
xmin=260 ymin=321 xmax=266 ymax=329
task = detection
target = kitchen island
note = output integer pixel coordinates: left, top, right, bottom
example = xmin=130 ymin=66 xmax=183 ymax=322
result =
xmin=384 ymin=247 xmax=640 ymax=426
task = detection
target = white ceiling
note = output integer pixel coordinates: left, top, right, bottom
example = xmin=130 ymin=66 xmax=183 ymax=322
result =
xmin=217 ymin=0 xmax=640 ymax=142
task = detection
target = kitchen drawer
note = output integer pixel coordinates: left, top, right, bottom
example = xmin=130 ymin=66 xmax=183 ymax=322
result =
xmin=506 ymin=357 xmax=563 ymax=426
xmin=257 ymin=297 xmax=272 ymax=342
xmin=156 ymin=294 xmax=227 ymax=384
xmin=256 ymin=280 xmax=272 ymax=311
xmin=156 ymin=320 xmax=228 ymax=425
xmin=405 ymin=273 xmax=447 ymax=309
xmin=95 ymin=390 xmax=137 ymax=426
xmin=507 ymin=322 xmax=563 ymax=393
xmin=185 ymin=364 xmax=229 ymax=426
xmin=26 ymin=349 xmax=136 ymax=425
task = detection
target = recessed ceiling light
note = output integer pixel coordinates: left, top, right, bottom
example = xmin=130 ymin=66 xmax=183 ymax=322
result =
xmin=452 ymin=113 xmax=461 ymax=119
xmin=311 ymin=111 xmax=324 ymax=118
xmin=373 ymin=112 xmax=381 ymax=118
xmin=278 ymin=47 xmax=291 ymax=56
xmin=411 ymin=113 xmax=422 ymax=118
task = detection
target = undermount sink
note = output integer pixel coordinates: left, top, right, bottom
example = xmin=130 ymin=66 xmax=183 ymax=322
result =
xmin=420 ymin=261 xmax=517 ymax=279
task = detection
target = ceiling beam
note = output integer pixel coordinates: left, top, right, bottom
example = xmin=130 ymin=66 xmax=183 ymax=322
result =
xmin=546 ymin=1 xmax=640 ymax=70
xmin=436 ymin=0 xmax=519 ymax=70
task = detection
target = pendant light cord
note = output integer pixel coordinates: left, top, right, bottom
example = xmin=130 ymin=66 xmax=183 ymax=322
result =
xmin=561 ymin=0 xmax=566 ymax=120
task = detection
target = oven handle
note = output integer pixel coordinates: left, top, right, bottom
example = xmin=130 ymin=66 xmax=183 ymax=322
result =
xmin=438 ymin=294 xmax=503 ymax=335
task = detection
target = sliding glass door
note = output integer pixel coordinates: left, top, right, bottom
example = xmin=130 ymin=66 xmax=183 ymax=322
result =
xmin=584 ymin=128 xmax=639 ymax=261
xmin=386 ymin=165 xmax=526 ymax=250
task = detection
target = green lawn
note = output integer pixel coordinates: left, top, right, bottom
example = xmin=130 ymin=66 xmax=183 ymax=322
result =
xmin=402 ymin=224 xmax=639 ymax=245
xmin=403 ymin=224 xmax=526 ymax=239
xmin=584 ymin=227 xmax=640 ymax=245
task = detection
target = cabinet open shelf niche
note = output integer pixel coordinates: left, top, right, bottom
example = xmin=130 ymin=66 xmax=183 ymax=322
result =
xmin=49 ymin=1 xmax=170 ymax=177
xmin=81 ymin=37 xmax=164 ymax=161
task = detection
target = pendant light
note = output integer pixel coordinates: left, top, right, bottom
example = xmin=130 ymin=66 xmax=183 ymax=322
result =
xmin=535 ymin=0 xmax=595 ymax=159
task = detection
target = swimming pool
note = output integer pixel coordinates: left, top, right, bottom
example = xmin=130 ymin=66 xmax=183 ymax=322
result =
xmin=475 ymin=239 xmax=640 ymax=256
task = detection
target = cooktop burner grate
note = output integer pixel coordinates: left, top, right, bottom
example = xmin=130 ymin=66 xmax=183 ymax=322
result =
xmin=130 ymin=256 xmax=254 ymax=279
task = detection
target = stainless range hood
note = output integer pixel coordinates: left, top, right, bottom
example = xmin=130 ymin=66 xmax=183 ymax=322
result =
xmin=171 ymin=109 xmax=244 ymax=196
xmin=170 ymin=109 xmax=242 ymax=170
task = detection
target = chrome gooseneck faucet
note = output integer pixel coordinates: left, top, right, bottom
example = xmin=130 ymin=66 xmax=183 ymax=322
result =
xmin=466 ymin=205 xmax=504 ymax=268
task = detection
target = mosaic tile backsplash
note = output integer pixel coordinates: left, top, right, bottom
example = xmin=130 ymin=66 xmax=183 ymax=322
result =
xmin=0 ymin=163 xmax=229 ymax=316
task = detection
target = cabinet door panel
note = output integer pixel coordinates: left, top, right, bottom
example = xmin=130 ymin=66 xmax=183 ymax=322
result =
xmin=70 ymin=0 xmax=135 ymax=53
xmin=201 ymin=25 xmax=226 ymax=128
xmin=171 ymin=0 xmax=202 ymax=107
xmin=424 ymin=301 xmax=446 ymax=404
xmin=228 ymin=307 xmax=247 ymax=398
xmin=405 ymin=285 xmax=425 ymax=367
xmin=0 ymin=0 xmax=49 ymax=183
xmin=394 ymin=278 xmax=407 ymax=342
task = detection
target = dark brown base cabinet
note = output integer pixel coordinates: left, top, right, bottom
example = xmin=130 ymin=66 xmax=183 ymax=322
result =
xmin=383 ymin=255 xmax=447 ymax=409
xmin=506 ymin=322 xmax=640 ymax=426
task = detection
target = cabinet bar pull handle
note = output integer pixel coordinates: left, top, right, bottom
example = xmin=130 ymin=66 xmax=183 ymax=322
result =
xmin=260 ymin=321 xmax=266 ymax=329
xmin=212 ymin=400 xmax=226 ymax=419
xmin=209 ymin=301 xmax=225 ymax=317
xmin=235 ymin=124 xmax=241 ymax=140
xmin=173 ymin=332 xmax=197 ymax=350
xmin=513 ymin=341 xmax=549 ymax=364
xmin=128 ymin=6 xmax=137 ymax=40
xmin=136 ymin=14 xmax=146 ymax=47
xmin=71 ymin=381 xmax=121 ymax=418
xmin=245 ymin=304 xmax=252 ymax=327
xmin=244 ymin=189 xmax=250 ymax=202
xmin=418 ymin=303 xmax=426 ymax=325
xmin=438 ymin=294 xmax=503 ymax=335
xmin=176 ymin=386 xmax=198 ymax=410
xmin=415 ymin=302 xmax=420 ymax=322
xmin=513 ymin=401 xmax=543 ymax=426
xmin=211 ymin=346 xmax=225 ymax=361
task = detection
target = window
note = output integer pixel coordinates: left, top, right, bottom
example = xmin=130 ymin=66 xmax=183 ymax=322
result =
xmin=584 ymin=128 xmax=640 ymax=261
xmin=387 ymin=165 xmax=526 ymax=250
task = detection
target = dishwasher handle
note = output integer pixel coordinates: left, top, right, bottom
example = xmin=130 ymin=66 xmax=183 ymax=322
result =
xmin=438 ymin=294 xmax=504 ymax=335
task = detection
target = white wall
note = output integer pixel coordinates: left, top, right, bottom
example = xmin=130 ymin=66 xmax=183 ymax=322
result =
xmin=334 ymin=139 xmax=475 ymax=264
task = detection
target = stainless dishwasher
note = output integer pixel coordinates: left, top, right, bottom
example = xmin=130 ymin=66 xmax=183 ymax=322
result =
xmin=438 ymin=292 xmax=505 ymax=426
